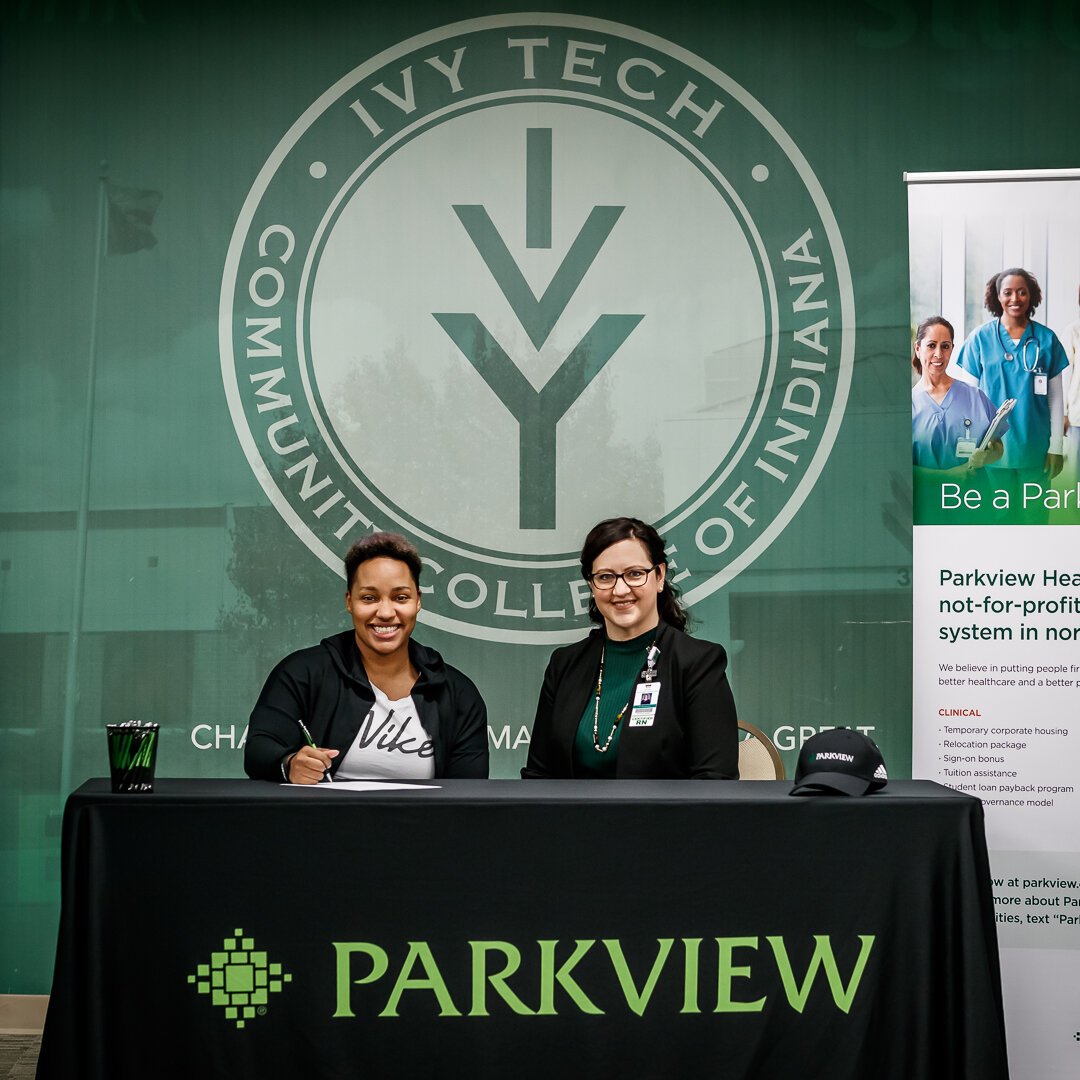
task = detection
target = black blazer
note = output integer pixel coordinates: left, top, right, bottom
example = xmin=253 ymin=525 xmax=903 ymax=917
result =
xmin=522 ymin=621 xmax=738 ymax=779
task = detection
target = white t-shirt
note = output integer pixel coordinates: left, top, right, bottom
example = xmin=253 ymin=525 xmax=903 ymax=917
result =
xmin=335 ymin=686 xmax=436 ymax=781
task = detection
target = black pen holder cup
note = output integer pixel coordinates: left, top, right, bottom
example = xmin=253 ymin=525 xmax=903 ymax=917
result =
xmin=106 ymin=723 xmax=160 ymax=793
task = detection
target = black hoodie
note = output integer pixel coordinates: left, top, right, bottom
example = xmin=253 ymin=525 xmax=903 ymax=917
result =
xmin=245 ymin=631 xmax=489 ymax=780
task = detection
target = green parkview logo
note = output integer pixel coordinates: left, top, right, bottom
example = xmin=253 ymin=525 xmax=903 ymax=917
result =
xmin=221 ymin=14 xmax=854 ymax=643
xmin=187 ymin=928 xmax=292 ymax=1028
xmin=331 ymin=934 xmax=875 ymax=1019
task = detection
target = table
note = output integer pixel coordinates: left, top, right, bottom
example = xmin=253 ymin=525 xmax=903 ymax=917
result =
xmin=36 ymin=779 xmax=1009 ymax=1079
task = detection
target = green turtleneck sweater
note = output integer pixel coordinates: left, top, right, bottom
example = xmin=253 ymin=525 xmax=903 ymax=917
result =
xmin=572 ymin=628 xmax=657 ymax=778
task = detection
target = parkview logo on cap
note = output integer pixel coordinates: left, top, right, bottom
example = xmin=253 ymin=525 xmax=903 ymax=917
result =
xmin=790 ymin=728 xmax=888 ymax=797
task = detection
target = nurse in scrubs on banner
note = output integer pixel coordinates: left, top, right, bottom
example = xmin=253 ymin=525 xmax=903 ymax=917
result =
xmin=912 ymin=316 xmax=1005 ymax=524
xmin=952 ymin=269 xmax=1068 ymax=515
xmin=912 ymin=315 xmax=1004 ymax=471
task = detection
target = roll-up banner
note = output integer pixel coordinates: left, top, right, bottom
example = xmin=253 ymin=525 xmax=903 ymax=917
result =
xmin=909 ymin=169 xmax=1080 ymax=1079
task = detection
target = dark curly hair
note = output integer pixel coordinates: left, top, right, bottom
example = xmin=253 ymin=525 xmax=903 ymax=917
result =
xmin=345 ymin=532 xmax=422 ymax=589
xmin=911 ymin=315 xmax=955 ymax=376
xmin=580 ymin=517 xmax=688 ymax=632
xmin=984 ymin=268 xmax=1042 ymax=319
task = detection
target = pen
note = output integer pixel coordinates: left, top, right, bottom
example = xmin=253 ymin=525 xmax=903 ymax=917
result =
xmin=295 ymin=718 xmax=334 ymax=783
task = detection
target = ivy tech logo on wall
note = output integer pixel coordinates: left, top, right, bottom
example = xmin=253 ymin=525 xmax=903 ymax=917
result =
xmin=188 ymin=928 xmax=292 ymax=1029
xmin=221 ymin=14 xmax=854 ymax=643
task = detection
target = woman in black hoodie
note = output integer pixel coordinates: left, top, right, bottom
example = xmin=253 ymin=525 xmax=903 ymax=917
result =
xmin=245 ymin=532 xmax=489 ymax=783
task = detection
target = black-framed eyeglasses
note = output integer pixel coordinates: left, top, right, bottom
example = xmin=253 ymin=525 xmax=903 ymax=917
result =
xmin=586 ymin=565 xmax=659 ymax=590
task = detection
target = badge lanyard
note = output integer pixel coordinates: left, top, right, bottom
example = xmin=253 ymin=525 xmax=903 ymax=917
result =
xmin=592 ymin=643 xmax=662 ymax=749
xmin=955 ymin=417 xmax=976 ymax=460
xmin=627 ymin=644 xmax=662 ymax=729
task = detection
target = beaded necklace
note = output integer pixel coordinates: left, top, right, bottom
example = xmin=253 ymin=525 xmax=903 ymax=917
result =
xmin=591 ymin=644 xmax=633 ymax=753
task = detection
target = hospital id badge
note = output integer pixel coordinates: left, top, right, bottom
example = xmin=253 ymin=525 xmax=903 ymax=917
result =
xmin=955 ymin=438 xmax=976 ymax=459
xmin=1033 ymin=374 xmax=1047 ymax=396
xmin=628 ymin=681 xmax=660 ymax=727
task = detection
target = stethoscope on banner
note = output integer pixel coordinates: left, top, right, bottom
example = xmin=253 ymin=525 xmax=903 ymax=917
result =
xmin=996 ymin=319 xmax=1041 ymax=373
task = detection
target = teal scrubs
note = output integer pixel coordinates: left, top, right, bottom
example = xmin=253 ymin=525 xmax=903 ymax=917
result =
xmin=955 ymin=319 xmax=1068 ymax=471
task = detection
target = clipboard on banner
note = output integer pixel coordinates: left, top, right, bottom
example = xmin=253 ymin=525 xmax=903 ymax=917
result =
xmin=977 ymin=398 xmax=1015 ymax=450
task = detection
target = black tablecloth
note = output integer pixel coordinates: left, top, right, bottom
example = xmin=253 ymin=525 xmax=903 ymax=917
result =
xmin=37 ymin=779 xmax=1009 ymax=1079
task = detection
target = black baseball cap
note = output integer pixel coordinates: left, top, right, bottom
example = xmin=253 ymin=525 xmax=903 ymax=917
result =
xmin=790 ymin=728 xmax=888 ymax=796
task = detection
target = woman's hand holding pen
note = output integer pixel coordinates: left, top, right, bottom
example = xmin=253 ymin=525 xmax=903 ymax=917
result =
xmin=286 ymin=744 xmax=339 ymax=784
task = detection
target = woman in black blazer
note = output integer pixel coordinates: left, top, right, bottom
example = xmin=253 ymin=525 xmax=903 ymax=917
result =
xmin=522 ymin=517 xmax=738 ymax=779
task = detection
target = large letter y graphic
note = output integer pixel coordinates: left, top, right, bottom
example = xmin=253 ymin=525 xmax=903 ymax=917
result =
xmin=433 ymin=129 xmax=643 ymax=529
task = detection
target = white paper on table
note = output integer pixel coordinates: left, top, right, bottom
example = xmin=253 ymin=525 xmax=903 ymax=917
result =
xmin=281 ymin=781 xmax=441 ymax=792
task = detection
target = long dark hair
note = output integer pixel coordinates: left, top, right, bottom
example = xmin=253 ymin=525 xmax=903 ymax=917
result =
xmin=580 ymin=517 xmax=688 ymax=632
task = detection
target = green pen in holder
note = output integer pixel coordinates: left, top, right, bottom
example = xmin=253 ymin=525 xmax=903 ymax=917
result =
xmin=106 ymin=721 xmax=160 ymax=793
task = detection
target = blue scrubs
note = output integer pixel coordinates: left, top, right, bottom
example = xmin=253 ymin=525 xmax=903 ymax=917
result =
xmin=912 ymin=380 xmax=999 ymax=469
xmin=955 ymin=319 xmax=1068 ymax=470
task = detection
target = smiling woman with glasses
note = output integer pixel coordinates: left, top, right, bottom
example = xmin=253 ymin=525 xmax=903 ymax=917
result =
xmin=522 ymin=516 xmax=739 ymax=779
